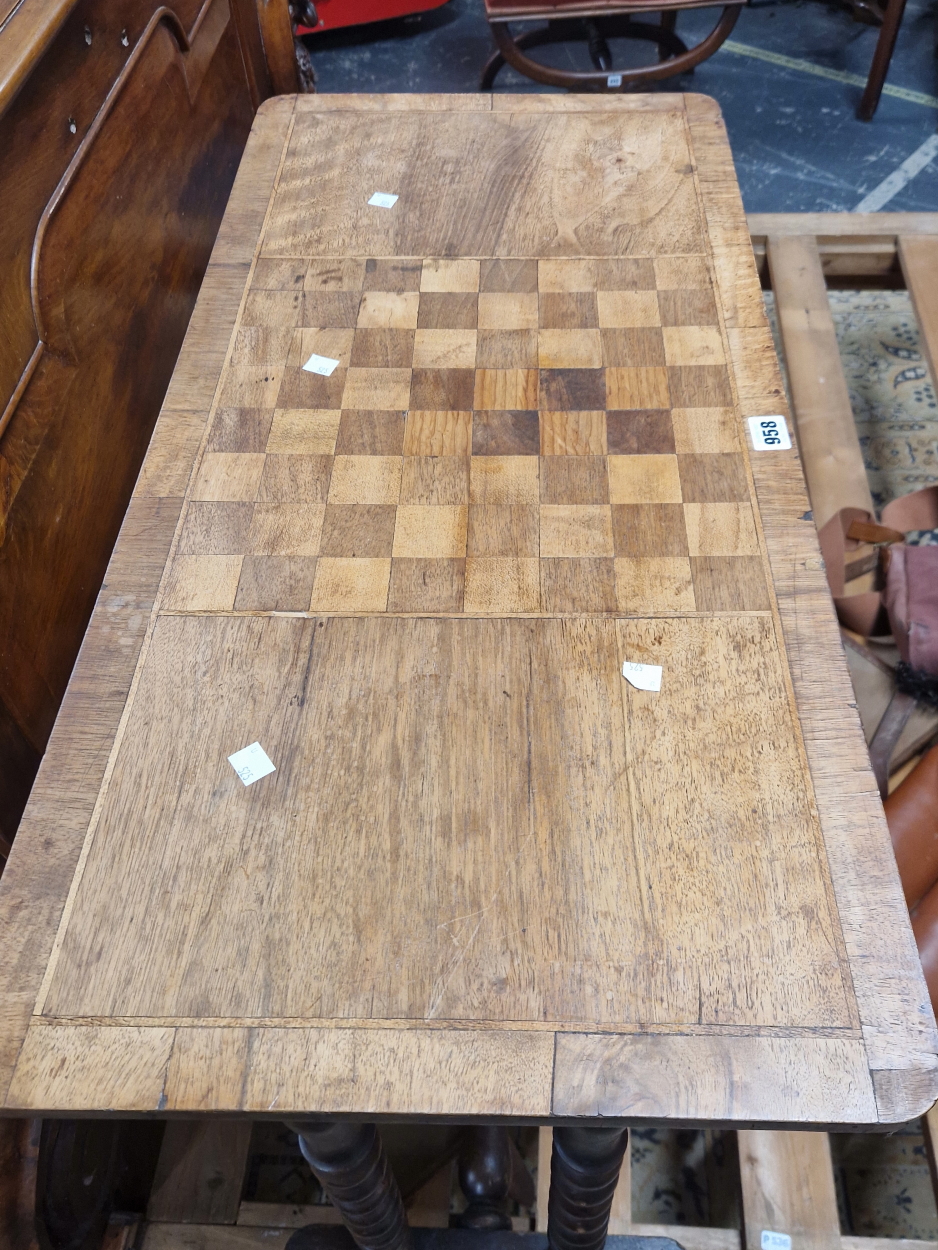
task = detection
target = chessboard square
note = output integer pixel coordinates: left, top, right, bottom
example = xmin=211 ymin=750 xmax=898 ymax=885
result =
xmin=678 ymin=452 xmax=749 ymax=503
xmin=301 ymin=292 xmax=361 ymax=329
xmin=596 ymin=291 xmax=661 ymax=328
xmin=540 ymin=456 xmax=609 ymax=504
xmin=654 ymin=256 xmax=711 ymax=289
xmin=413 ymin=330 xmax=478 ymax=370
xmin=611 ymin=503 xmax=689 ymax=557
xmin=463 ymin=558 xmax=540 ymax=612
xmin=658 ymin=288 xmax=720 ymax=327
xmin=208 ymin=408 xmax=274 ymax=453
xmin=600 ymin=328 xmax=665 ymax=368
xmin=472 ymin=410 xmax=540 ymax=456
xmin=219 ymin=364 xmax=284 ymax=408
xmin=663 ymin=326 xmax=726 ymax=367
xmin=349 ymin=328 xmax=415 ymax=369
xmin=421 ymin=259 xmax=480 ymax=293
xmin=540 ymin=505 xmax=614 ymax=557
xmin=411 ymin=368 xmax=476 ymax=411
xmin=684 ymin=502 xmax=759 ymax=556
xmin=230 ymin=327 xmax=295 ymax=367
xmin=247 ymin=502 xmax=326 ymax=556
xmin=178 ymin=502 xmax=254 ymax=555
xmin=476 ymin=330 xmax=538 ymax=370
xmin=479 ymin=259 xmax=538 ymax=293
xmin=605 ymin=367 xmax=669 ymax=410
xmin=363 ymin=259 xmax=422 ymax=292
xmin=253 ymin=259 xmax=309 ymax=290
xmin=538 ymin=260 xmax=595 ymax=292
xmin=403 ymin=411 xmax=472 ymax=456
xmin=615 ymin=557 xmax=696 ymax=614
xmin=288 ymin=328 xmax=355 ymax=368
xmin=305 ymin=259 xmax=365 ymax=292
xmin=473 ymin=370 xmax=538 ymax=411
xmin=691 ymin=555 xmax=770 ymax=611
xmin=606 ymin=410 xmax=674 ymax=456
xmin=387 ymin=558 xmax=466 ymax=612
xmin=192 ymin=453 xmax=265 ymax=502
xmin=668 ymin=366 xmax=733 ymax=408
xmin=417 ymin=293 xmax=478 ymax=330
xmin=539 ymin=292 xmax=598 ymax=329
xmin=328 ymin=455 xmax=402 ymax=505
xmin=342 ymin=368 xmax=412 ymax=410
xmin=267 ymin=409 xmax=341 ymax=455
xmin=539 ymin=369 xmax=605 ymax=411
xmin=540 ymin=558 xmax=617 ymax=612
xmin=539 ymin=411 xmax=606 ymax=456
xmin=477 ymin=293 xmax=538 ymax=331
xmin=595 ymin=258 xmax=657 ymax=290
xmin=469 ymin=455 xmax=539 ymax=504
xmin=608 ymin=454 xmax=681 ymax=504
xmin=234 ymin=556 xmax=318 ymax=611
xmin=393 ymin=505 xmax=468 ymax=558
xmin=336 ymin=410 xmax=406 ymax=456
xmin=309 ymin=558 xmax=391 ymax=611
xmin=357 ymin=292 xmax=420 ymax=329
xmin=257 ymin=455 xmax=333 ymax=504
xmin=320 ymin=504 xmax=398 ymax=557
xmin=467 ymin=504 xmax=538 ymax=556
xmin=538 ymin=330 xmax=603 ymax=369
xmin=163 ymin=555 xmax=242 ymax=611
xmin=671 ymin=407 xmax=739 ymax=454
xmin=242 ymin=289 xmax=303 ymax=328
xmin=400 ymin=456 xmax=470 ymax=505
xmin=276 ymin=366 xmax=346 ymax=410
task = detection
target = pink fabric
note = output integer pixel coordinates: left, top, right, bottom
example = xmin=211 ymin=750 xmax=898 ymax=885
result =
xmin=884 ymin=545 xmax=938 ymax=675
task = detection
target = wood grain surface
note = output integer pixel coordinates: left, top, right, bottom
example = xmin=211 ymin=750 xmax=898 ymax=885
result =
xmin=0 ymin=93 xmax=933 ymax=1126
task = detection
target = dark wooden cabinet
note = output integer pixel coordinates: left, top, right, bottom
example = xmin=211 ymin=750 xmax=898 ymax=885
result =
xmin=0 ymin=0 xmax=297 ymax=851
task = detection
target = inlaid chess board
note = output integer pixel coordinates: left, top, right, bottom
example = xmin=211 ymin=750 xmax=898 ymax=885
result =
xmin=165 ymin=252 xmax=769 ymax=617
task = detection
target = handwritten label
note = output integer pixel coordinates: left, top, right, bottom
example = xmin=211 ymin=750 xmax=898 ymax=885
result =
xmin=607 ymin=74 xmax=623 ymax=88
xmin=228 ymin=742 xmax=276 ymax=786
xmin=761 ymin=1233 xmax=792 ymax=1250
xmin=303 ymin=353 xmax=340 ymax=377
xmin=368 ymin=192 xmax=399 ymax=208
xmin=622 ymin=662 xmax=663 ymax=692
xmin=748 ymin=415 xmax=792 ymax=450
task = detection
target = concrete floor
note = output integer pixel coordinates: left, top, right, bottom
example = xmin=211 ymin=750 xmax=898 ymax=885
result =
xmin=301 ymin=0 xmax=938 ymax=212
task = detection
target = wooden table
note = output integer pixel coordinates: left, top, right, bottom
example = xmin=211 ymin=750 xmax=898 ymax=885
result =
xmin=0 ymin=91 xmax=935 ymax=1244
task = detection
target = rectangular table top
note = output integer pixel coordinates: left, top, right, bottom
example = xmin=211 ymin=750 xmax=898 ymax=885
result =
xmin=0 ymin=93 xmax=934 ymax=1128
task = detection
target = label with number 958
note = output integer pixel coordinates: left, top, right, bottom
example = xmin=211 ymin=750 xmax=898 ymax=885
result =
xmin=748 ymin=415 xmax=792 ymax=450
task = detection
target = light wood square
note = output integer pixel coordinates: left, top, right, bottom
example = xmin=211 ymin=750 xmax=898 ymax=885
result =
xmin=328 ymin=455 xmax=402 ymax=505
xmin=248 ymin=503 xmax=325 ymax=556
xmin=393 ymin=505 xmax=468 ymax=557
xmin=403 ymin=411 xmax=472 ymax=456
xmin=413 ymin=330 xmax=477 ymax=369
xmin=478 ymin=293 xmax=538 ymax=330
xmin=192 ymin=453 xmax=265 ymax=502
xmin=357 ymin=292 xmax=420 ymax=328
xmin=309 ymin=558 xmax=391 ymax=611
xmin=671 ymin=408 xmax=739 ymax=454
xmin=614 ymin=557 xmax=695 ymax=613
xmin=539 ymin=411 xmax=606 ymax=455
xmin=267 ymin=410 xmax=341 ymax=455
xmin=608 ymin=455 xmax=682 ymax=504
xmin=540 ymin=505 xmax=614 ymax=557
xmin=288 ymin=328 xmax=355 ymax=368
xmin=684 ymin=503 xmax=760 ymax=556
xmin=538 ymin=330 xmax=603 ymax=369
xmin=217 ymin=364 xmax=284 ymax=408
xmin=162 ymin=555 xmax=242 ymax=611
xmin=421 ymin=259 xmax=480 ymax=292
xmin=596 ymin=291 xmax=660 ymax=328
xmin=538 ymin=259 xmax=595 ymax=291
xmin=605 ymin=367 xmax=670 ymax=410
xmin=463 ymin=558 xmax=540 ymax=612
xmin=230 ymin=327 xmax=295 ymax=367
xmin=473 ymin=370 xmax=538 ymax=410
xmin=469 ymin=456 xmax=539 ymax=505
xmin=654 ymin=255 xmax=711 ymax=289
xmin=662 ymin=327 xmax=726 ymax=367
xmin=305 ymin=259 xmax=365 ymax=291
xmin=341 ymin=368 xmax=412 ymax=410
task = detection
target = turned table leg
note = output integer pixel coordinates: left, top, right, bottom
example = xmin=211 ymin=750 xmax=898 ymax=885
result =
xmin=289 ymin=1121 xmax=413 ymax=1250
xmin=547 ymin=1126 xmax=629 ymax=1250
xmin=458 ymin=1125 xmax=513 ymax=1229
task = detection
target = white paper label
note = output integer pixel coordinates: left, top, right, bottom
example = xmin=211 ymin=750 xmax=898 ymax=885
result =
xmin=228 ymin=742 xmax=276 ymax=786
xmin=303 ymin=353 xmax=340 ymax=377
xmin=622 ymin=662 xmax=663 ymax=692
xmin=607 ymin=74 xmax=623 ymax=88
xmin=368 ymin=192 xmax=399 ymax=208
xmin=748 ymin=415 xmax=791 ymax=450
xmin=761 ymin=1233 xmax=792 ymax=1250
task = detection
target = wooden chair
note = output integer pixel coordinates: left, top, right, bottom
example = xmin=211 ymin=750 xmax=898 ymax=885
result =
xmin=479 ymin=0 xmax=743 ymax=92
xmin=857 ymin=0 xmax=908 ymax=119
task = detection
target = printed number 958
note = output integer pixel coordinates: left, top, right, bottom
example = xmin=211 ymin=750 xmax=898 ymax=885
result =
xmin=760 ymin=420 xmax=782 ymax=445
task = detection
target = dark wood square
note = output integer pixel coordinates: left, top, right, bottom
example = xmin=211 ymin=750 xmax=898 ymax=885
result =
xmin=417 ymin=293 xmax=478 ymax=330
xmin=691 ymin=556 xmax=770 ymax=611
xmin=400 ymin=456 xmax=470 ymax=505
xmin=467 ymin=505 xmax=539 ymax=556
xmin=388 ymin=558 xmax=466 ymax=611
xmin=539 ymin=292 xmax=599 ymax=329
xmin=540 ymin=558 xmax=617 ymax=612
xmin=658 ymin=288 xmax=720 ymax=327
xmin=678 ymin=453 xmax=749 ymax=503
xmin=320 ymin=504 xmax=398 ymax=557
xmin=601 ymin=328 xmax=666 ymax=368
xmin=178 ymin=502 xmax=254 ymax=555
xmin=539 ymin=369 xmax=606 ymax=411
xmin=350 ymin=329 xmax=415 ymax=369
xmin=479 ymin=259 xmax=538 ymax=293
xmin=611 ymin=503 xmax=688 ymax=557
xmin=252 ymin=259 xmax=309 ymax=290
xmin=668 ymin=365 xmax=733 ymax=408
xmin=335 ymin=411 xmax=406 ymax=456
xmin=207 ymin=408 xmax=274 ymax=453
xmin=606 ymin=410 xmax=675 ymax=455
xmin=234 ymin=556 xmax=317 ymax=611
xmin=595 ymin=258 xmax=657 ymax=290
xmin=476 ymin=330 xmax=538 ymax=370
xmin=363 ymin=259 xmax=422 ymax=291
xmin=300 ymin=292 xmax=361 ymax=328
xmin=539 ymin=456 xmax=609 ymax=504
xmin=410 ymin=369 xmax=476 ymax=411
xmin=276 ymin=367 xmax=346 ymax=410
xmin=257 ymin=455 xmax=333 ymax=504
xmin=471 ymin=410 xmax=540 ymax=455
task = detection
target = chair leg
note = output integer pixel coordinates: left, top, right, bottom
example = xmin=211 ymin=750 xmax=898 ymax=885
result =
xmin=858 ymin=0 xmax=908 ymax=119
xmin=659 ymin=9 xmax=678 ymax=63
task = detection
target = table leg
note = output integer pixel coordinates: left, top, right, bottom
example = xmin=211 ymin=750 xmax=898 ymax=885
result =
xmin=546 ymin=1126 xmax=629 ymax=1250
xmin=458 ymin=1125 xmax=513 ymax=1229
xmin=289 ymin=1121 xmax=413 ymax=1250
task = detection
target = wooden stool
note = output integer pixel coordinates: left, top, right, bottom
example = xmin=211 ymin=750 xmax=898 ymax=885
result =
xmin=480 ymin=0 xmax=743 ymax=91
